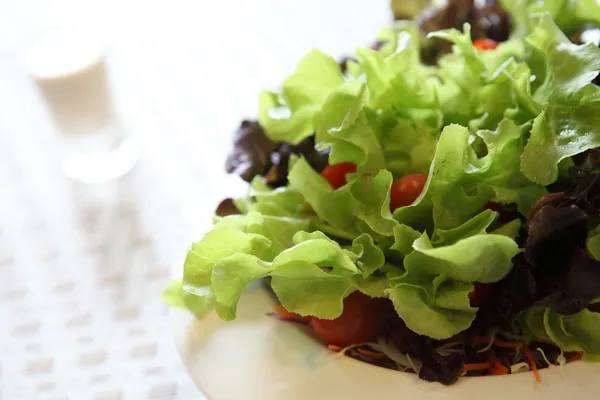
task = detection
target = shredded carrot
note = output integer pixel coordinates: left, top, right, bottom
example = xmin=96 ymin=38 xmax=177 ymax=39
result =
xmin=274 ymin=305 xmax=312 ymax=322
xmin=524 ymin=347 xmax=541 ymax=383
xmin=568 ymin=352 xmax=584 ymax=363
xmin=357 ymin=348 xmax=385 ymax=359
xmin=493 ymin=340 xmax=524 ymax=349
xmin=472 ymin=337 xmax=524 ymax=348
xmin=489 ymin=352 xmax=510 ymax=375
xmin=328 ymin=344 xmax=343 ymax=352
xmin=464 ymin=362 xmax=492 ymax=372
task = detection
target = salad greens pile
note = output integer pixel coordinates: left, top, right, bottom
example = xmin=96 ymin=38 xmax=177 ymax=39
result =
xmin=165 ymin=0 xmax=600 ymax=375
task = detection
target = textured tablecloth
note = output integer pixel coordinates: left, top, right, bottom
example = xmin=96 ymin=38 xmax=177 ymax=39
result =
xmin=0 ymin=1 xmax=389 ymax=398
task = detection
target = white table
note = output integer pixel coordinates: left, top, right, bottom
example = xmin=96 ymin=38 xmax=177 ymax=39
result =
xmin=0 ymin=1 xmax=390 ymax=398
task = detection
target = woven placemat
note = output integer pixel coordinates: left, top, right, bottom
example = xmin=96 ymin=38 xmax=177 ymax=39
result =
xmin=0 ymin=160 xmax=206 ymax=399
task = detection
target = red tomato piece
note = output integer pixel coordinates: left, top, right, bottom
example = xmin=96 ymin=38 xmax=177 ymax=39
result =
xmin=473 ymin=39 xmax=498 ymax=51
xmin=389 ymin=174 xmax=428 ymax=211
xmin=320 ymin=162 xmax=357 ymax=189
xmin=274 ymin=305 xmax=312 ymax=322
xmin=484 ymin=202 xmax=503 ymax=212
xmin=311 ymin=292 xmax=387 ymax=347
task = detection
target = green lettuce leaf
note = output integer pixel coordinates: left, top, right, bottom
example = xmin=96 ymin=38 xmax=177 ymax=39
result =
xmin=181 ymin=227 xmax=269 ymax=320
xmin=258 ymin=49 xmax=344 ymax=143
xmin=491 ymin=219 xmax=523 ymax=239
xmin=410 ymin=232 xmax=518 ymax=284
xmin=376 ymin=111 xmax=438 ymax=177
xmin=175 ymin=223 xmax=391 ymax=321
xmin=393 ymin=124 xmax=494 ymax=231
xmin=316 ymin=82 xmax=387 ymax=175
xmin=351 ymin=233 xmax=386 ymax=277
xmin=432 ymin=209 xmax=497 ymax=246
xmin=386 ymin=214 xmax=518 ymax=339
xmin=353 ymin=24 xmax=437 ymax=112
xmin=162 ymin=280 xmax=214 ymax=317
xmin=211 ymin=211 xmax=312 ymax=261
xmin=271 ymin=232 xmax=388 ymax=318
xmin=391 ymin=224 xmax=422 ymax=257
xmin=472 ymin=119 xmax=547 ymax=213
xmin=520 ymin=12 xmax=600 ymax=184
xmin=387 ymin=280 xmax=476 ymax=340
xmin=230 ymin=177 xmax=307 ymax=218
xmin=501 ymin=0 xmax=600 ymax=37
xmin=429 ymin=25 xmax=486 ymax=126
xmin=536 ymin=0 xmax=600 ymax=33
xmin=394 ymin=119 xmax=544 ymax=232
xmin=316 ymin=25 xmax=438 ymax=178
xmin=522 ymin=307 xmax=600 ymax=361
xmin=287 ymin=156 xmax=397 ymax=237
xmin=588 ymin=228 xmax=600 ymax=260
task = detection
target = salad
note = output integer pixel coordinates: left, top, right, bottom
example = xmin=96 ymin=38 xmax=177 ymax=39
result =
xmin=165 ymin=0 xmax=600 ymax=385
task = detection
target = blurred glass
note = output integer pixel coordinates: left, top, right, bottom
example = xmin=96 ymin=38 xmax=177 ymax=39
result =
xmin=27 ymin=28 xmax=140 ymax=183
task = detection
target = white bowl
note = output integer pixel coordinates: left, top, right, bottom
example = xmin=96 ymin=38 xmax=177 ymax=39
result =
xmin=171 ymin=282 xmax=600 ymax=400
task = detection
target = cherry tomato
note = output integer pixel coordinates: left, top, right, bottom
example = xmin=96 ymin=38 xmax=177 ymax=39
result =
xmin=473 ymin=39 xmax=498 ymax=51
xmin=389 ymin=174 xmax=428 ymax=211
xmin=311 ymin=292 xmax=387 ymax=347
xmin=320 ymin=162 xmax=357 ymax=189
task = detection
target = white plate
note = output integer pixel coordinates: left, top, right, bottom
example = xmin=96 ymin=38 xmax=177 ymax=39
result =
xmin=171 ymin=282 xmax=600 ymax=400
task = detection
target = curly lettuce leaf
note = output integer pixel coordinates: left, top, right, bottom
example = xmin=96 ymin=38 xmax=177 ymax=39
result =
xmin=522 ymin=306 xmax=600 ymax=361
xmin=376 ymin=111 xmax=438 ymax=177
xmin=354 ymin=24 xmax=437 ymax=112
xmin=432 ymin=209 xmax=497 ymax=246
xmin=181 ymin=227 xmax=270 ymax=320
xmin=271 ymin=232 xmax=388 ymax=317
xmin=536 ymin=0 xmax=600 ymax=33
xmin=287 ymin=156 xmax=397 ymax=237
xmin=351 ymin=233 xmax=386 ymax=277
xmin=430 ymin=25 xmax=535 ymax=131
xmin=429 ymin=24 xmax=527 ymax=128
xmin=162 ymin=280 xmax=214 ymax=317
xmin=390 ymin=224 xmax=422 ymax=257
xmin=387 ymin=280 xmax=476 ymax=340
xmin=410 ymin=232 xmax=518 ymax=284
xmin=211 ymin=211 xmax=312 ymax=261
xmin=175 ymin=223 xmax=389 ymax=321
xmin=429 ymin=24 xmax=485 ymax=81
xmin=232 ymin=177 xmax=307 ymax=217
xmin=394 ymin=119 xmax=544 ymax=232
xmin=316 ymin=81 xmax=437 ymax=180
xmin=393 ymin=124 xmax=494 ymax=231
xmin=316 ymin=82 xmax=387 ymax=175
xmin=316 ymin=26 xmax=438 ymax=178
xmin=258 ymin=49 xmax=344 ymax=143
xmin=501 ymin=0 xmax=600 ymax=37
xmin=472 ymin=119 xmax=547 ymax=212
xmin=386 ymin=216 xmax=518 ymax=339
xmin=429 ymin=25 xmax=485 ymax=126
xmin=520 ymin=12 xmax=600 ymax=185
xmin=491 ymin=218 xmax=523 ymax=239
